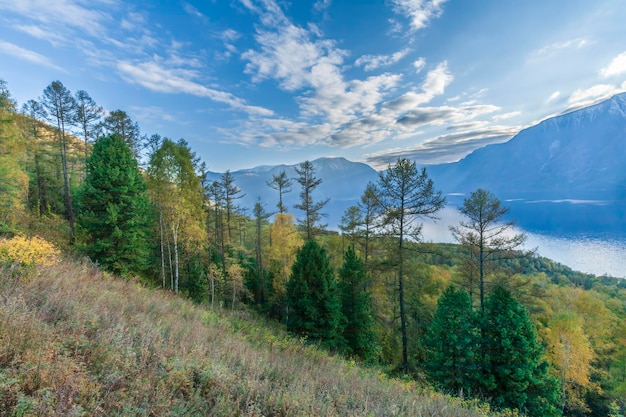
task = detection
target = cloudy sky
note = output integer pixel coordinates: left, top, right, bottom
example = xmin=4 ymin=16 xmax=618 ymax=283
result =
xmin=1 ymin=0 xmax=626 ymax=171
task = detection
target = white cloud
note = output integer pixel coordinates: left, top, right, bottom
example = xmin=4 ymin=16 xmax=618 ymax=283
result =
xmin=117 ymin=59 xmax=273 ymax=116
xmin=355 ymin=48 xmax=411 ymax=71
xmin=568 ymin=84 xmax=618 ymax=105
xmin=546 ymin=91 xmax=560 ymax=103
xmin=492 ymin=111 xmax=521 ymax=121
xmin=390 ymin=0 xmax=447 ymax=31
xmin=314 ymin=0 xmax=332 ymax=11
xmin=413 ymin=57 xmax=426 ymax=73
xmin=182 ymin=2 xmax=207 ymax=21
xmin=533 ymin=38 xmax=589 ymax=58
xmin=0 ymin=40 xmax=66 ymax=72
xmin=600 ymin=51 xmax=626 ymax=78
xmin=0 ymin=0 xmax=115 ymax=38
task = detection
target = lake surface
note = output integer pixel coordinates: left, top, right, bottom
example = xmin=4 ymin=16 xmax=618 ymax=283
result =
xmin=421 ymin=203 xmax=626 ymax=279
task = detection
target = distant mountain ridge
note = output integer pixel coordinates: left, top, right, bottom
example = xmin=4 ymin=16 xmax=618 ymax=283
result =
xmin=206 ymin=93 xmax=626 ymax=228
xmin=427 ymin=93 xmax=626 ymax=200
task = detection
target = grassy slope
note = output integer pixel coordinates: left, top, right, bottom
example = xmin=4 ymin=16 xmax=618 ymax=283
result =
xmin=0 ymin=259 xmax=507 ymax=417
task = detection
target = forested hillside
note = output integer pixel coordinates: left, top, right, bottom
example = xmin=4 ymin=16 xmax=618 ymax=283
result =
xmin=1 ymin=78 xmax=625 ymax=416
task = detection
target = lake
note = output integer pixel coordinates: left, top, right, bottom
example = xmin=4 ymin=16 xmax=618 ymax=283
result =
xmin=420 ymin=202 xmax=626 ymax=279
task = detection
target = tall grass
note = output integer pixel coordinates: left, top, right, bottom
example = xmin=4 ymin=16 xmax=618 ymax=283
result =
xmin=0 ymin=259 xmax=510 ymax=416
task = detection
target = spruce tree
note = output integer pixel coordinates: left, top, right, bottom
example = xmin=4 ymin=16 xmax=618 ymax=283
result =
xmin=422 ymin=286 xmax=478 ymax=395
xmin=479 ymin=286 xmax=561 ymax=416
xmin=77 ymin=134 xmax=153 ymax=277
xmin=339 ymin=246 xmax=378 ymax=361
xmin=287 ymin=240 xmax=345 ymax=351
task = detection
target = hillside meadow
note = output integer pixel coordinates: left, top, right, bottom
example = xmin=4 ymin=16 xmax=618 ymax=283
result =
xmin=0 ymin=254 xmax=509 ymax=417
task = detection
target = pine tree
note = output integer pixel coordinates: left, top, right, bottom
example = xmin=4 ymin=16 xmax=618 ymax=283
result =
xmin=77 ymin=134 xmax=153 ymax=277
xmin=287 ymin=239 xmax=345 ymax=351
xmin=339 ymin=246 xmax=378 ymax=361
xmin=479 ymin=286 xmax=561 ymax=416
xmin=422 ymin=286 xmax=478 ymax=395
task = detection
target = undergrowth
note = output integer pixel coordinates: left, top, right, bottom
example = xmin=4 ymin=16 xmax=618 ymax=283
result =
xmin=0 ymin=257 xmax=510 ymax=416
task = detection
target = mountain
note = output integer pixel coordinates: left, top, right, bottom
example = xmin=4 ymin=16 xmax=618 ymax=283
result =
xmin=204 ymin=157 xmax=378 ymax=228
xmin=206 ymin=94 xmax=626 ymax=232
xmin=427 ymin=93 xmax=626 ymax=201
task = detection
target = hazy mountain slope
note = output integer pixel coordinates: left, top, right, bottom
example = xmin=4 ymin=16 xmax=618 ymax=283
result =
xmin=427 ymin=93 xmax=626 ymax=199
xmin=205 ymin=157 xmax=379 ymax=227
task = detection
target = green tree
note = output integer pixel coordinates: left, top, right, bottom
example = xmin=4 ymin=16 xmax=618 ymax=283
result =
xmin=376 ymin=157 xmax=445 ymax=371
xmin=422 ymin=286 xmax=478 ymax=395
xmin=450 ymin=189 xmax=527 ymax=311
xmin=42 ymin=80 xmax=77 ymax=244
xmin=294 ymin=160 xmax=329 ymax=240
xmin=480 ymin=286 xmax=561 ymax=416
xmin=339 ymin=246 xmax=378 ymax=361
xmin=267 ymin=169 xmax=292 ymax=214
xmin=101 ymin=109 xmax=140 ymax=158
xmin=74 ymin=89 xmax=103 ymax=163
xmin=77 ymin=134 xmax=153 ymax=277
xmin=287 ymin=239 xmax=345 ymax=351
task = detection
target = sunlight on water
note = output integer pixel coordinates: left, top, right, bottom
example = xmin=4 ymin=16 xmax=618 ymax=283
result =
xmin=421 ymin=207 xmax=626 ymax=279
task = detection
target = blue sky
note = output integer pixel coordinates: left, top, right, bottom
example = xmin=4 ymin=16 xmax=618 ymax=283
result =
xmin=1 ymin=0 xmax=626 ymax=172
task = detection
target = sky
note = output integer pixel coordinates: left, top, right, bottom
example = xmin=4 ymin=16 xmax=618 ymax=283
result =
xmin=1 ymin=0 xmax=626 ymax=172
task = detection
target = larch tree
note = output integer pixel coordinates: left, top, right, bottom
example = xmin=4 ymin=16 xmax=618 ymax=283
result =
xmin=219 ymin=170 xmax=245 ymax=247
xmin=450 ymin=188 xmax=528 ymax=311
xmin=77 ymin=134 xmax=153 ymax=277
xmin=74 ymin=90 xmax=103 ymax=164
xmin=375 ymin=157 xmax=445 ymax=372
xmin=42 ymin=80 xmax=77 ymax=245
xmin=21 ymin=99 xmax=53 ymax=217
xmin=287 ymin=239 xmax=345 ymax=351
xmin=267 ymin=169 xmax=292 ymax=214
xmin=268 ymin=213 xmax=302 ymax=320
xmin=294 ymin=160 xmax=329 ymax=240
xmin=0 ymin=80 xmax=29 ymax=226
xmin=253 ymin=198 xmax=271 ymax=304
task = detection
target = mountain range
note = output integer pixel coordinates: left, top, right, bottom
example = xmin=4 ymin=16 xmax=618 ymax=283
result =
xmin=206 ymin=93 xmax=626 ymax=231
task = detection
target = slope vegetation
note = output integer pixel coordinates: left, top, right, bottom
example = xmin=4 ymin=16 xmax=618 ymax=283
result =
xmin=0 ymin=259 xmax=504 ymax=417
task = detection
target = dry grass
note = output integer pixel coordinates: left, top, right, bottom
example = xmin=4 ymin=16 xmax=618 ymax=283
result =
xmin=0 ymin=259 xmax=509 ymax=417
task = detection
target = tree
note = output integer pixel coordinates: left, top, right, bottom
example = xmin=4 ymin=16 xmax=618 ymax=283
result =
xmin=147 ymin=139 xmax=206 ymax=294
xmin=253 ymin=198 xmax=271 ymax=304
xmin=74 ymin=90 xmax=103 ymax=163
xmin=267 ymin=169 xmax=292 ymax=214
xmin=545 ymin=310 xmax=594 ymax=414
xmin=357 ymin=182 xmax=379 ymax=278
xmin=287 ymin=239 xmax=345 ymax=351
xmin=77 ymin=134 xmax=153 ymax=277
xmin=268 ymin=213 xmax=302 ymax=320
xmin=376 ymin=158 xmax=445 ymax=371
xmin=479 ymin=286 xmax=561 ymax=416
xmin=422 ymin=286 xmax=478 ymax=394
xmin=101 ymin=109 xmax=140 ymax=158
xmin=450 ymin=188 xmax=528 ymax=311
xmin=0 ymin=80 xmax=29 ymax=226
xmin=42 ymin=80 xmax=77 ymax=244
xmin=339 ymin=246 xmax=378 ymax=361
xmin=294 ymin=160 xmax=329 ymax=240
xmin=339 ymin=205 xmax=363 ymax=251
xmin=220 ymin=170 xmax=245 ymax=246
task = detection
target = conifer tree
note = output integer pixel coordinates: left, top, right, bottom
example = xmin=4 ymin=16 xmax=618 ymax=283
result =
xmin=294 ymin=160 xmax=329 ymax=239
xmin=77 ymin=134 xmax=153 ymax=277
xmin=339 ymin=246 xmax=378 ymax=361
xmin=479 ymin=286 xmax=561 ymax=416
xmin=287 ymin=239 xmax=345 ymax=351
xmin=422 ymin=286 xmax=478 ymax=394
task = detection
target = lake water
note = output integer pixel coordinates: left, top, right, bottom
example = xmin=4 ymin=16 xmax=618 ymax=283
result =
xmin=421 ymin=205 xmax=626 ymax=279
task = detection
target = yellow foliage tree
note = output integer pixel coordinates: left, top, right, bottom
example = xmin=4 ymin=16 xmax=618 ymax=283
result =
xmin=545 ymin=310 xmax=594 ymax=413
xmin=269 ymin=213 xmax=302 ymax=316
